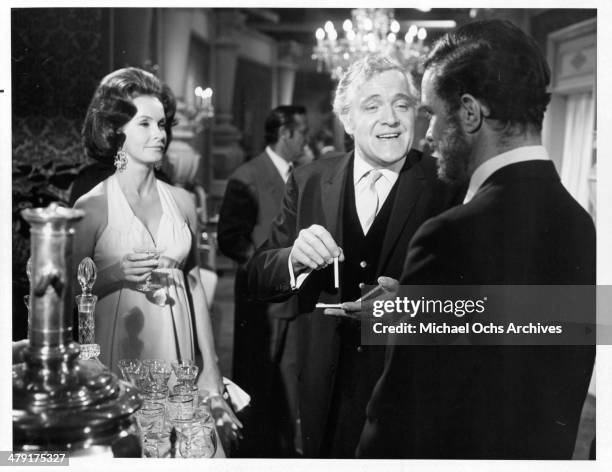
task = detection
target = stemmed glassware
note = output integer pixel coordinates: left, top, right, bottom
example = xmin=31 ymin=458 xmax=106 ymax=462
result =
xmin=171 ymin=360 xmax=199 ymax=389
xmin=166 ymin=359 xmax=216 ymax=458
xmin=117 ymin=357 xmax=216 ymax=458
xmin=76 ymin=257 xmax=100 ymax=359
xmin=140 ymin=359 xmax=171 ymax=394
xmin=137 ymin=402 xmax=165 ymax=434
xmin=118 ymin=358 xmax=174 ymax=457
xmin=117 ymin=358 xmax=142 ymax=386
xmin=150 ymin=361 xmax=172 ymax=393
xmin=171 ymin=405 xmax=217 ymax=458
xmin=132 ymin=239 xmax=165 ymax=292
xmin=135 ymin=402 xmax=167 ymax=457
xmin=167 ymin=394 xmax=194 ymax=421
xmin=171 ymin=360 xmax=200 ymax=406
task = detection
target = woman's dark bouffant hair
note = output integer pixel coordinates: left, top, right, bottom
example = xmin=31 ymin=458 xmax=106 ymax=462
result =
xmin=82 ymin=67 xmax=177 ymax=163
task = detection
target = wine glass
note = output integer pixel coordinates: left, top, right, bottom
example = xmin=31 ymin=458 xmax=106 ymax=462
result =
xmin=142 ymin=431 xmax=171 ymax=458
xmin=167 ymin=394 xmax=195 ymax=421
xmin=132 ymin=241 xmax=165 ymax=292
xmin=171 ymin=360 xmax=199 ymax=390
xmin=172 ymin=406 xmax=216 ymax=458
xmin=117 ymin=358 xmax=141 ymax=386
xmin=136 ymin=401 xmax=166 ymax=454
xmin=141 ymin=359 xmax=171 ymax=393
xmin=142 ymin=390 xmax=167 ymax=404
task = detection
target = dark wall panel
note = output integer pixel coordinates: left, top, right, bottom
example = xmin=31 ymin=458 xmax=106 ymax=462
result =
xmin=12 ymin=8 xmax=110 ymax=340
xmin=12 ymin=8 xmax=110 ymax=170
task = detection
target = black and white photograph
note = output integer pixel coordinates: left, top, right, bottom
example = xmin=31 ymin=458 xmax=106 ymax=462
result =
xmin=2 ymin=1 xmax=611 ymax=470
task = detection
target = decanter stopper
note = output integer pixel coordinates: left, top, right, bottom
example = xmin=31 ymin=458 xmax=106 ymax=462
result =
xmin=78 ymin=257 xmax=97 ymax=295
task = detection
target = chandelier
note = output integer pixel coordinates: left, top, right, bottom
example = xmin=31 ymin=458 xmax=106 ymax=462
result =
xmin=179 ymin=85 xmax=215 ymax=133
xmin=312 ymin=8 xmax=430 ymax=80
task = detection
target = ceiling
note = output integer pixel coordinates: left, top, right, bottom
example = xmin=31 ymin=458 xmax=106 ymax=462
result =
xmin=242 ymin=8 xmax=475 ymax=46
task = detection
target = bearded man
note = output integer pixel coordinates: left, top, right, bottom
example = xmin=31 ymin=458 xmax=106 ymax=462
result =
xmin=357 ymin=19 xmax=596 ymax=459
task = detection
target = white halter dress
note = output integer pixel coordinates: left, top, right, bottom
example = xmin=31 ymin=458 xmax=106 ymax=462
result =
xmin=91 ymin=174 xmax=197 ymax=373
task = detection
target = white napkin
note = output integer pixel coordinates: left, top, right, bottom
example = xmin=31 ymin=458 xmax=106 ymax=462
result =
xmin=222 ymin=377 xmax=251 ymax=412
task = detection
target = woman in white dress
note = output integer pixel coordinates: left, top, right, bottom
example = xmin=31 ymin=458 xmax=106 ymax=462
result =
xmin=73 ymin=67 xmax=240 ymax=432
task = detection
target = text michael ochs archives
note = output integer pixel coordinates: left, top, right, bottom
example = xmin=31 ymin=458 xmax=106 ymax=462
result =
xmin=360 ymin=285 xmax=596 ymax=346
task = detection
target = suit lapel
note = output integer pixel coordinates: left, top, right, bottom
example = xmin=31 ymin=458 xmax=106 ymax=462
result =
xmin=321 ymin=153 xmax=352 ymax=242
xmin=377 ymin=150 xmax=426 ymax=273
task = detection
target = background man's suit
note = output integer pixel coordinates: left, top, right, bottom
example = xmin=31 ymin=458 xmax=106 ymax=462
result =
xmin=358 ymin=160 xmax=596 ymax=459
xmin=218 ymin=151 xmax=299 ymax=456
xmin=247 ymin=149 xmax=462 ymax=457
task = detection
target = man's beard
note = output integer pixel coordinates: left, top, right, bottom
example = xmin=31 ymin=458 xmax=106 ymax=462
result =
xmin=436 ymin=115 xmax=471 ymax=185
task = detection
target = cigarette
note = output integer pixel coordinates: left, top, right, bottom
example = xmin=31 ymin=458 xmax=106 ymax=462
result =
xmin=333 ymin=256 xmax=339 ymax=289
xmin=356 ymin=284 xmax=384 ymax=303
xmin=315 ymin=303 xmax=344 ymax=309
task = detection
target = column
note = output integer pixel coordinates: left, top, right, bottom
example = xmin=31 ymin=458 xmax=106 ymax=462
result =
xmin=159 ymin=9 xmax=194 ymax=99
xmin=209 ymin=11 xmax=246 ymax=200
xmin=158 ymin=9 xmax=212 ymax=197
xmin=276 ymin=41 xmax=302 ymax=105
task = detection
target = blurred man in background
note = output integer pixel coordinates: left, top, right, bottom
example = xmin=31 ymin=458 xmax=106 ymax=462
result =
xmin=218 ymin=105 xmax=308 ymax=457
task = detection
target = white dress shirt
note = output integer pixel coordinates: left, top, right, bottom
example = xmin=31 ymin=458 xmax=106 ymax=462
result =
xmin=463 ymin=145 xmax=551 ymax=204
xmin=353 ymin=148 xmax=404 ymax=210
xmin=266 ymin=145 xmax=293 ymax=183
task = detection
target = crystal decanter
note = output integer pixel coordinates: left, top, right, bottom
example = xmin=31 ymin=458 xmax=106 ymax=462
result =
xmin=77 ymin=257 xmax=100 ymax=360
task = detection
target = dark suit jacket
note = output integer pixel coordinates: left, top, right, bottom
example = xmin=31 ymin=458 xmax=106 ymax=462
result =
xmin=358 ymin=159 xmax=596 ymax=459
xmin=218 ymin=151 xmax=299 ymax=456
xmin=247 ymin=149 xmax=462 ymax=456
xmin=219 ymin=152 xmax=286 ymax=263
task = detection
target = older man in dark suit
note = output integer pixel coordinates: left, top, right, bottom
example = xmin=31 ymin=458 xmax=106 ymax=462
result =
xmin=357 ymin=19 xmax=595 ymax=459
xmin=247 ymin=53 xmax=462 ymax=457
xmin=218 ymin=105 xmax=308 ymax=457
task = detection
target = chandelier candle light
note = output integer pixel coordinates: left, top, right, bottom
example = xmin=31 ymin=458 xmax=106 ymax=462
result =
xmin=194 ymin=86 xmax=215 ymax=119
xmin=312 ymin=8 xmax=429 ymax=80
xmin=176 ymin=86 xmax=215 ymax=135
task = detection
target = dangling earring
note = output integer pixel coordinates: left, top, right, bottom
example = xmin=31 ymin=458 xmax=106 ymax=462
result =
xmin=114 ymin=149 xmax=128 ymax=172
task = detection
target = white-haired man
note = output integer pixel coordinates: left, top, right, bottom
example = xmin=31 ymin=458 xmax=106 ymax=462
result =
xmin=247 ymin=53 xmax=462 ymax=457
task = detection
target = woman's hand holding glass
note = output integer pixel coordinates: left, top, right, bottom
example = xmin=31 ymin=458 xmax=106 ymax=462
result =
xmin=121 ymin=245 xmax=164 ymax=290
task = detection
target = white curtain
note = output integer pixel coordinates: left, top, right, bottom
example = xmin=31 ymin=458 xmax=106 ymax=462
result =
xmin=560 ymin=92 xmax=596 ymax=396
xmin=560 ymin=92 xmax=595 ymax=212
